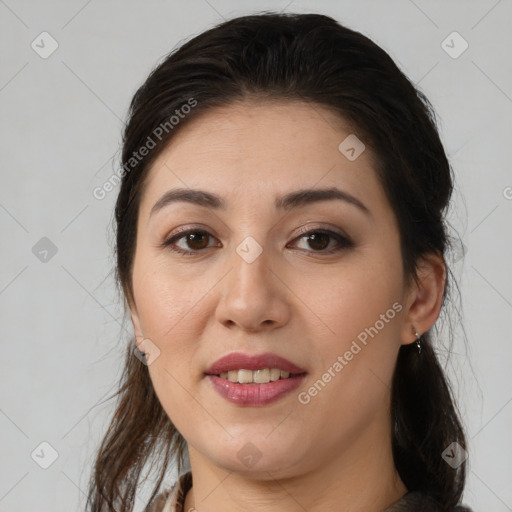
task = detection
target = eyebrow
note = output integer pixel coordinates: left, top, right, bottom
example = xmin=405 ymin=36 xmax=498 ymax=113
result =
xmin=150 ymin=187 xmax=371 ymax=218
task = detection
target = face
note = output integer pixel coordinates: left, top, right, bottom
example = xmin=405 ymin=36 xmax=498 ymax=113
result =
xmin=129 ymin=99 xmax=415 ymax=478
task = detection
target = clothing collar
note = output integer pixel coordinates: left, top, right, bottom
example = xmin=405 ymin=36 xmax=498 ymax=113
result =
xmin=161 ymin=470 xmax=467 ymax=511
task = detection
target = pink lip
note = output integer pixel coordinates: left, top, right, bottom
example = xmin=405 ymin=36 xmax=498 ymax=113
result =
xmin=204 ymin=352 xmax=307 ymax=407
xmin=204 ymin=352 xmax=307 ymax=375
xmin=207 ymin=374 xmax=307 ymax=406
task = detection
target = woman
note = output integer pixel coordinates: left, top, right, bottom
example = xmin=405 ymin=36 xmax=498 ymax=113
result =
xmin=86 ymin=12 xmax=473 ymax=512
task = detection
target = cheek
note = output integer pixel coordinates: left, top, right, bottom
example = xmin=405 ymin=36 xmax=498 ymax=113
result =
xmin=133 ymin=261 xmax=203 ymax=423
xmin=294 ymin=255 xmax=403 ymax=410
xmin=300 ymin=259 xmax=402 ymax=340
xmin=132 ymin=256 xmax=200 ymax=337
xmin=297 ymin=270 xmax=402 ymax=430
xmin=131 ymin=255 xmax=211 ymax=397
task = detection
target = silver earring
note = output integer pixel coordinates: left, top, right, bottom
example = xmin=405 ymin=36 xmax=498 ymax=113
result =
xmin=413 ymin=328 xmax=422 ymax=354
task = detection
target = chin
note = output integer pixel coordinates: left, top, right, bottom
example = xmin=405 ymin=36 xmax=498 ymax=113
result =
xmin=207 ymin=439 xmax=306 ymax=478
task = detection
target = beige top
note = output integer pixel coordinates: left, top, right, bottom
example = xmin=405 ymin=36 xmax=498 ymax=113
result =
xmin=148 ymin=471 xmax=473 ymax=512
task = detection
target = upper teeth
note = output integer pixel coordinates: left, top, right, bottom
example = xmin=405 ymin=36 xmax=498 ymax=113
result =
xmin=219 ymin=368 xmax=291 ymax=384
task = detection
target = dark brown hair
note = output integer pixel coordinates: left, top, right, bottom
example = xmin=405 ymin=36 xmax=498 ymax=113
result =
xmin=86 ymin=12 xmax=468 ymax=511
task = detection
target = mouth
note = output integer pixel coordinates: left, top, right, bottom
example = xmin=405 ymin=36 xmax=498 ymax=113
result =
xmin=212 ymin=368 xmax=305 ymax=384
xmin=204 ymin=351 xmax=307 ymax=378
xmin=204 ymin=352 xmax=307 ymax=406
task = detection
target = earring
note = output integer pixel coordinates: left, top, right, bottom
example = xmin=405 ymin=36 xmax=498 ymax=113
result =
xmin=412 ymin=327 xmax=422 ymax=354
xmin=135 ymin=334 xmax=146 ymax=355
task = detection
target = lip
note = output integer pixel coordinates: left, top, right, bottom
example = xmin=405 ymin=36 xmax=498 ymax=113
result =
xmin=204 ymin=351 xmax=307 ymax=375
xmin=207 ymin=374 xmax=307 ymax=406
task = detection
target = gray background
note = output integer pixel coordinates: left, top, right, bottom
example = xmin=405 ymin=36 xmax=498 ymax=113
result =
xmin=1 ymin=0 xmax=511 ymax=511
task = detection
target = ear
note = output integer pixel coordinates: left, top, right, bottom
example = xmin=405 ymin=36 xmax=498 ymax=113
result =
xmin=400 ymin=251 xmax=446 ymax=346
xmin=128 ymin=297 xmax=144 ymax=346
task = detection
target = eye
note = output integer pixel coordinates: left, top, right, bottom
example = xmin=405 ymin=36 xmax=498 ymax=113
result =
xmin=161 ymin=227 xmax=354 ymax=256
xmin=289 ymin=228 xmax=354 ymax=253
xmin=162 ymin=228 xmax=220 ymax=256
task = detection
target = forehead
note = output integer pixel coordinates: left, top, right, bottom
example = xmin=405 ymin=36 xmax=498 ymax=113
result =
xmin=139 ymin=99 xmax=386 ymax=216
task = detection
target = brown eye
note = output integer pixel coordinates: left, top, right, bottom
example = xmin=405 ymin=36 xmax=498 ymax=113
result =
xmin=290 ymin=229 xmax=354 ymax=253
xmin=162 ymin=228 xmax=353 ymax=257
xmin=305 ymin=232 xmax=330 ymax=251
xmin=163 ymin=229 xmax=219 ymax=255
xmin=183 ymin=231 xmax=209 ymax=250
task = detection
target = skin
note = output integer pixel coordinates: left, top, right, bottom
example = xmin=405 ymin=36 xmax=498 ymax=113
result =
xmin=129 ymin=99 xmax=446 ymax=512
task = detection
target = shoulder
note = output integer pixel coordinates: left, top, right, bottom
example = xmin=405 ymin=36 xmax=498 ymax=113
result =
xmin=385 ymin=491 xmax=474 ymax=512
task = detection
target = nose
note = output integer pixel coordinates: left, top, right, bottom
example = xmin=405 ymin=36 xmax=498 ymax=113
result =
xmin=214 ymin=242 xmax=291 ymax=332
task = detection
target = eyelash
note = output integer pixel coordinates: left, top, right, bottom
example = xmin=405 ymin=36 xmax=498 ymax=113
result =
xmin=161 ymin=226 xmax=354 ymax=257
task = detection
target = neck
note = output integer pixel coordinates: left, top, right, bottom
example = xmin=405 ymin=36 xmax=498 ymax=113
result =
xmin=183 ymin=419 xmax=407 ymax=512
